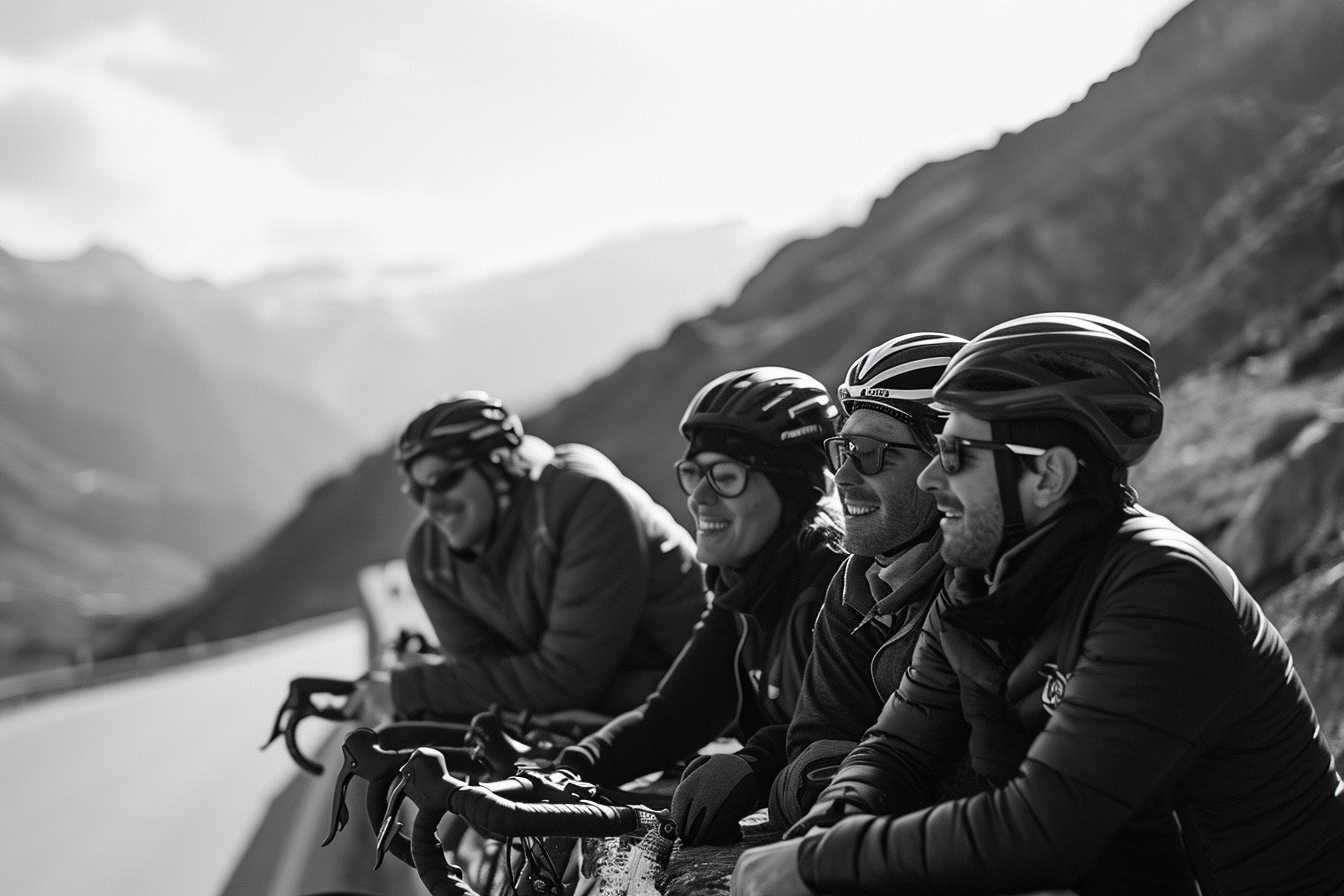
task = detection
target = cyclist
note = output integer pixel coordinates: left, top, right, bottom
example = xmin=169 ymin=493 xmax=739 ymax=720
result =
xmin=556 ymin=368 xmax=846 ymax=846
xmin=347 ymin=391 xmax=706 ymax=724
xmin=734 ymin=313 xmax=1344 ymax=895
xmin=768 ymin=333 xmax=970 ymax=827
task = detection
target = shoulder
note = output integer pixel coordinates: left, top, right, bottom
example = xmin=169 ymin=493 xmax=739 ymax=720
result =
xmin=1100 ymin=507 xmax=1243 ymax=601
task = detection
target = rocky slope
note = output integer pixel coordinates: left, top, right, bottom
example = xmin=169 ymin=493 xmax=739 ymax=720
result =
xmin=129 ymin=0 xmax=1344 ymax=750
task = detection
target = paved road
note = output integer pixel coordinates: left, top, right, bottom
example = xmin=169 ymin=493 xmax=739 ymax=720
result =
xmin=0 ymin=618 xmax=367 ymax=896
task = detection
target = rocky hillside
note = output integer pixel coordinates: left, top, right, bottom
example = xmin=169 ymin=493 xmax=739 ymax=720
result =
xmin=129 ymin=0 xmax=1344 ymax=750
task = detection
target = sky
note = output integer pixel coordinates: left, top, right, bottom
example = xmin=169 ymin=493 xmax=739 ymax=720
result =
xmin=0 ymin=0 xmax=1190 ymax=286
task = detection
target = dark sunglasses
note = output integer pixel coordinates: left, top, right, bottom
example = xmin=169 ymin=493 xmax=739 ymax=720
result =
xmin=824 ymin=435 xmax=927 ymax=475
xmin=401 ymin=464 xmax=471 ymax=503
xmin=675 ymin=458 xmax=753 ymax=498
xmin=934 ymin=434 xmax=1046 ymax=475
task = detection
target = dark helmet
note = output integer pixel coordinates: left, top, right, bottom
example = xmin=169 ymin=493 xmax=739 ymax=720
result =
xmin=395 ymin=391 xmax=523 ymax=469
xmin=680 ymin=366 xmax=838 ymax=466
xmin=681 ymin=368 xmax=839 ymax=524
xmin=932 ymin=312 xmax=1163 ymax=467
xmin=837 ymin=332 xmax=968 ymax=455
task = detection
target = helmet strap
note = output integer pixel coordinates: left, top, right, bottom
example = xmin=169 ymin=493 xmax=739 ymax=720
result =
xmin=990 ymin=420 xmax=1030 ymax=559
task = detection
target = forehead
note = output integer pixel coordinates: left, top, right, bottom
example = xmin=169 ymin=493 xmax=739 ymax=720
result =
xmin=689 ymin=450 xmax=740 ymax=466
xmin=941 ymin=411 xmax=993 ymax=440
xmin=408 ymin=453 xmax=461 ymax=478
xmin=840 ymin=408 xmax=917 ymax=443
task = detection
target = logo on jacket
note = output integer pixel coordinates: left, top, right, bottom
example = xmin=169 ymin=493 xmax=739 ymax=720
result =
xmin=1039 ymin=663 xmax=1071 ymax=715
xmin=748 ymin=668 xmax=781 ymax=700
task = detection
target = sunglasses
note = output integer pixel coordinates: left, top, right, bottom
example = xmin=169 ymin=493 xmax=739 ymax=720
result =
xmin=401 ymin=464 xmax=471 ymax=503
xmin=675 ymin=459 xmax=754 ymax=498
xmin=933 ymin=434 xmax=1046 ymax=475
xmin=824 ymin=435 xmax=927 ymax=475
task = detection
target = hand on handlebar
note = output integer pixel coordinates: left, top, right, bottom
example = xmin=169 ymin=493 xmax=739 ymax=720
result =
xmin=344 ymin=670 xmax=396 ymax=728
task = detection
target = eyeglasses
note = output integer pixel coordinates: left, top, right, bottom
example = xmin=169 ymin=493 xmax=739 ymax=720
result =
xmin=675 ymin=459 xmax=753 ymax=498
xmin=824 ymin=435 xmax=927 ymax=475
xmin=933 ymin=434 xmax=1045 ymax=475
xmin=402 ymin=464 xmax=471 ymax=503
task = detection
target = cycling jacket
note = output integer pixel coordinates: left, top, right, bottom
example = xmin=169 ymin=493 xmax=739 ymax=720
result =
xmin=771 ymin=529 xmax=957 ymax=825
xmin=565 ymin=508 xmax=845 ymax=791
xmin=389 ymin=442 xmax=706 ymax=719
xmin=797 ymin=504 xmax=1344 ymax=895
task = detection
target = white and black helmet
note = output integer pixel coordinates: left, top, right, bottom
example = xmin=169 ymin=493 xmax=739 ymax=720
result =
xmin=394 ymin=391 xmax=524 ymax=470
xmin=837 ymin=332 xmax=968 ymax=455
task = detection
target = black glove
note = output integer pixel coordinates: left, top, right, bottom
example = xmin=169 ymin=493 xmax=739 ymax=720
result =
xmin=782 ymin=788 xmax=865 ymax=840
xmin=671 ymin=753 xmax=760 ymax=846
xmin=554 ymin=743 xmax=597 ymax=778
xmin=768 ymin=738 xmax=856 ymax=828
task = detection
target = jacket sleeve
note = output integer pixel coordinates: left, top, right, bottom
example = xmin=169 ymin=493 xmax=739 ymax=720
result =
xmin=391 ymin=477 xmax=659 ymax=717
xmin=809 ymin=592 xmax=970 ymax=820
xmin=799 ymin=560 xmax=1246 ymax=894
xmin=569 ymin=602 xmax=743 ymax=787
xmin=785 ymin=565 xmax=892 ymax=763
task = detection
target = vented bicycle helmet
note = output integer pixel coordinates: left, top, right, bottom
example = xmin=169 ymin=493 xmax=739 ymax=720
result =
xmin=680 ymin=367 xmax=837 ymax=465
xmin=837 ymin=333 xmax=968 ymax=455
xmin=932 ymin=312 xmax=1162 ymax=467
xmin=395 ymin=391 xmax=524 ymax=469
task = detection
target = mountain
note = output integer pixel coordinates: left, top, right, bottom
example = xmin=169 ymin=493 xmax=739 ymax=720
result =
xmin=127 ymin=0 xmax=1344 ymax=749
xmin=161 ymin=221 xmax=775 ymax=447
xmin=0 ymin=246 xmax=363 ymax=674
xmin=1 ymin=223 xmax=774 ymax=676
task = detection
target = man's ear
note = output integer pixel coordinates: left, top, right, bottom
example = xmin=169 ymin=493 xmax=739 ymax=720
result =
xmin=1026 ymin=446 xmax=1079 ymax=511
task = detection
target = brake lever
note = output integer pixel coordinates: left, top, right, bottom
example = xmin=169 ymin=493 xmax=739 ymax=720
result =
xmin=376 ymin=748 xmax=468 ymax=867
xmin=261 ymin=676 xmax=358 ymax=775
xmin=375 ymin=771 xmax=411 ymax=869
xmin=324 ymin=728 xmax=378 ymax=846
xmin=464 ymin=711 xmax=534 ymax=779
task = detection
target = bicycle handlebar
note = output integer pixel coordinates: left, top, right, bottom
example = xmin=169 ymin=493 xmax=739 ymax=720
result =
xmin=382 ymin=748 xmax=674 ymax=896
xmin=262 ymin=676 xmax=357 ymax=775
xmin=325 ymin=727 xmax=486 ymax=870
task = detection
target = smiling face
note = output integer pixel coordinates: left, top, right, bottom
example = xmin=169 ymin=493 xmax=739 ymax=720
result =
xmin=833 ymin=409 xmax=940 ymax=557
xmin=916 ymin=410 xmax=1006 ymax=570
xmin=407 ymin=454 xmax=497 ymax=552
xmin=684 ymin=451 xmax=783 ymax=568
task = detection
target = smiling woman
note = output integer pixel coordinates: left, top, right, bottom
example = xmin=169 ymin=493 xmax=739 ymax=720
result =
xmin=556 ymin=367 xmax=847 ymax=846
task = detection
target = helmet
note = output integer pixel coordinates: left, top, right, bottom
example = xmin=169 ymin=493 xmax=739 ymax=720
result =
xmin=679 ymin=367 xmax=837 ymax=464
xmin=837 ymin=332 xmax=968 ymax=454
xmin=931 ymin=312 xmax=1163 ymax=467
xmin=395 ymin=391 xmax=523 ymax=469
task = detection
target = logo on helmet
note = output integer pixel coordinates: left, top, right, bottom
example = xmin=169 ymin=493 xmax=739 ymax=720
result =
xmin=780 ymin=423 xmax=823 ymax=441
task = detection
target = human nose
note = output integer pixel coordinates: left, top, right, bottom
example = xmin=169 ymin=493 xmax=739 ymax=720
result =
xmin=688 ymin=471 xmax=719 ymax=505
xmin=832 ymin=449 xmax=863 ymax=486
xmin=915 ymin=454 xmax=944 ymax=493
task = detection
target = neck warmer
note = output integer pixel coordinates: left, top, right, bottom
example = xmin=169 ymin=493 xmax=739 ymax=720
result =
xmin=943 ymin=501 xmax=1118 ymax=658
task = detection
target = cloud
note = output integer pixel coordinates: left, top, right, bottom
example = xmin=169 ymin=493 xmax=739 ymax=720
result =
xmin=0 ymin=89 xmax=95 ymax=190
xmin=0 ymin=15 xmax=453 ymax=282
xmin=46 ymin=15 xmax=219 ymax=74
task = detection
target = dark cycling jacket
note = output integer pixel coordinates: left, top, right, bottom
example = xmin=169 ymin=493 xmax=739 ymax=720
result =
xmin=797 ymin=504 xmax=1344 ymax=895
xmin=389 ymin=442 xmax=706 ymax=719
xmin=564 ymin=509 xmax=845 ymax=791
xmin=770 ymin=531 xmax=953 ymax=824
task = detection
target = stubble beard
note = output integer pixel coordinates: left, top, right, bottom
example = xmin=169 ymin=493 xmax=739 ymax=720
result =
xmin=939 ymin=502 xmax=1004 ymax=571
